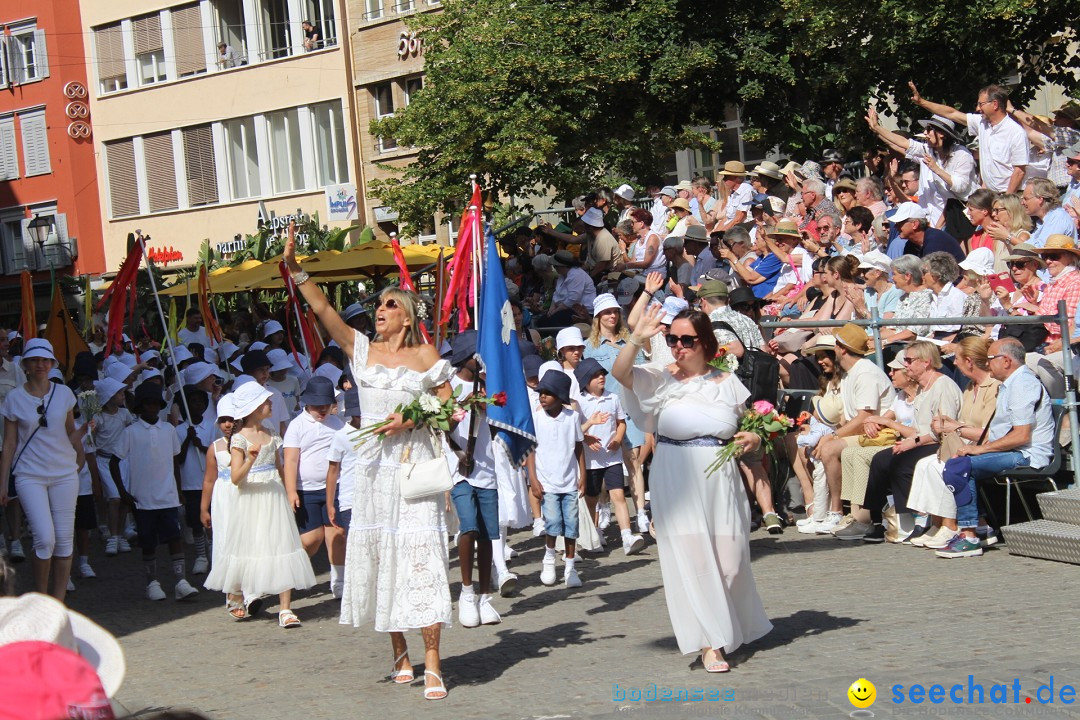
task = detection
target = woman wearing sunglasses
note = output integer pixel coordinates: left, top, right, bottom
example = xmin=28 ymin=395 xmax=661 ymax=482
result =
xmin=995 ymin=244 xmax=1048 ymax=352
xmin=284 ymin=227 xmax=455 ymax=701
xmin=0 ymin=339 xmax=85 ymax=602
xmin=612 ymin=304 xmax=772 ymax=673
xmin=983 ymin=192 xmax=1033 ymax=247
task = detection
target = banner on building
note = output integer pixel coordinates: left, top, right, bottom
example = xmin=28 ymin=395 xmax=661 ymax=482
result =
xmin=325 ymin=183 xmax=358 ymax=221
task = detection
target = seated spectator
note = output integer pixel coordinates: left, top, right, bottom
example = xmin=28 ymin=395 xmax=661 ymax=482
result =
xmin=698 ymin=281 xmax=762 ymax=360
xmin=534 ymin=250 xmax=596 ymax=328
xmin=764 ymin=221 xmax=815 ymax=306
xmin=939 ymin=337 xmax=1054 ymax=558
xmin=1024 ymin=178 xmax=1078 ymax=248
xmin=683 ymin=226 xmax=716 ymax=284
xmin=845 ymin=206 xmax=878 ymax=256
xmin=798 ymin=178 xmax=836 ymax=229
xmin=625 ymin=208 xmax=665 ymax=276
xmin=892 ymin=202 xmax=966 ymax=261
xmin=662 ymin=235 xmax=693 ymax=287
xmin=964 ymin=189 xmax=1010 ymax=272
xmin=791 ymin=339 xmax=843 ymax=532
xmin=880 ymin=255 xmax=934 ymax=345
xmin=1027 ymin=235 xmax=1080 ymax=396
xmin=985 ymin=192 xmax=1034 ymax=248
xmin=832 ymin=178 xmax=859 ymax=218
xmin=855 ymin=176 xmax=888 ymax=220
xmin=995 ymin=244 xmax=1047 ymax=351
xmin=923 ymin=251 xmax=967 ymax=340
xmin=907 ymin=337 xmax=1001 ymax=549
xmin=846 ymin=251 xmax=902 ymax=321
xmin=719 ymin=226 xmax=764 ymax=289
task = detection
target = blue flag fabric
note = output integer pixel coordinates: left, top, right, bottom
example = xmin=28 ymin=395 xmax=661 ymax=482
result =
xmin=477 ymin=228 xmax=537 ymax=465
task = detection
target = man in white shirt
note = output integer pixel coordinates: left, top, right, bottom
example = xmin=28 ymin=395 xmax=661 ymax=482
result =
xmin=177 ymin=308 xmax=213 ymax=348
xmin=716 ymin=161 xmax=754 ymax=232
xmin=651 ymin=187 xmax=675 ymax=235
xmin=217 ymin=42 xmax=240 ymax=68
xmin=539 ymin=250 xmax=596 ymax=327
xmin=911 ymin=81 xmax=1029 ymax=193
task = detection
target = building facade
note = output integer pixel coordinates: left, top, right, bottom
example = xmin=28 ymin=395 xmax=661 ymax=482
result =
xmin=0 ymin=0 xmax=105 ymax=292
xmin=81 ymin=0 xmax=362 ymax=269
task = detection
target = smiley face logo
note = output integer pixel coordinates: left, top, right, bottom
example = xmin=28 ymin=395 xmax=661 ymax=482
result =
xmin=848 ymin=678 xmax=876 ymax=708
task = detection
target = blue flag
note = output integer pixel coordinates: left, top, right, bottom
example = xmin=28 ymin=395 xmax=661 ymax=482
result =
xmin=477 ymin=228 xmax=536 ymax=465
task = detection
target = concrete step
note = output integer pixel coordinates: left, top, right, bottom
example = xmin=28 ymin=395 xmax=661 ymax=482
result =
xmin=1037 ymin=488 xmax=1080 ymax=526
xmin=1002 ymin=519 xmax=1080 ymax=565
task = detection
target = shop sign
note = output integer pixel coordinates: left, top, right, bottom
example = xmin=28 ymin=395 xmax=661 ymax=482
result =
xmin=398 ymin=31 xmax=422 ymax=59
xmin=326 ymin=183 xmax=358 ymax=221
xmin=147 ymin=246 xmax=184 ymax=265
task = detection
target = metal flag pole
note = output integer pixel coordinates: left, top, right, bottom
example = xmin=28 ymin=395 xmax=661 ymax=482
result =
xmin=469 ymin=174 xmax=481 ymax=335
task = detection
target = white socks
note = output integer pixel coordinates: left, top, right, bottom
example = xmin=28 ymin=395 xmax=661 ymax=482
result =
xmin=564 ymin=556 xmax=576 ymax=573
xmin=621 ymin=528 xmax=632 ymax=543
xmin=330 ymin=564 xmax=344 ymax=585
xmin=460 ymin=583 xmax=475 ymax=599
xmin=491 ymin=531 xmax=509 ymax=575
xmin=544 ymin=546 xmax=557 ymax=563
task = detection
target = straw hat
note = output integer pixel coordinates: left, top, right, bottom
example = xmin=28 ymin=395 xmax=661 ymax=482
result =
xmin=767 ymin=218 xmax=802 ymax=241
xmin=1035 ymin=235 xmax=1080 ymax=260
xmin=717 ymin=160 xmax=747 ymax=177
xmin=834 ymin=322 xmax=871 ymax=356
xmin=668 ymin=198 xmax=692 ymax=213
xmin=1004 ymin=243 xmax=1044 ymax=267
xmin=751 ymin=161 xmax=784 ymax=181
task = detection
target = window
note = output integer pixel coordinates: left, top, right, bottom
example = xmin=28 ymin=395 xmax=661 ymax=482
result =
xmin=19 ymin=110 xmax=50 ymax=177
xmin=373 ymin=83 xmax=397 ymax=152
xmin=172 ymin=5 xmax=207 ymax=78
xmin=143 ymin=133 xmax=179 ymax=213
xmin=266 ymin=108 xmax=305 ymax=193
xmin=0 ymin=214 xmax=28 ymax=274
xmin=224 ymin=117 xmax=261 ymax=199
xmin=0 ymin=38 xmax=8 ymax=89
xmin=394 ymin=0 xmax=415 ymax=13
xmin=311 ymin=101 xmax=348 ymax=186
xmin=215 ymin=0 xmax=248 ymax=67
xmin=364 ymin=0 xmax=383 ymax=20
xmin=94 ymin=24 xmax=128 ymax=94
xmin=303 ymin=0 xmax=337 ymax=46
xmin=0 ymin=117 xmax=17 ymax=180
xmin=183 ymin=125 xmax=219 ymax=206
xmin=106 ymin=140 xmax=141 ymax=217
xmin=6 ymin=25 xmax=49 ymax=85
xmin=133 ymin=15 xmax=166 ymax=86
xmin=404 ymin=77 xmax=423 ymax=105
xmin=258 ymin=0 xmax=292 ymax=61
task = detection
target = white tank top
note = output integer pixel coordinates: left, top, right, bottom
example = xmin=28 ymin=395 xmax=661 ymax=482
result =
xmin=635 ymin=232 xmax=666 ymax=272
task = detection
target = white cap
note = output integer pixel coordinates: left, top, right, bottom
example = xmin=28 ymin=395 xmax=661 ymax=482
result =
xmin=581 ymin=207 xmax=605 ymax=228
xmin=137 ymin=368 xmax=163 ymax=384
xmin=141 ymin=349 xmax=161 ymax=362
xmin=217 ymin=341 xmax=240 ymax=363
xmin=105 ymin=362 xmax=134 ymax=385
xmin=857 ymin=250 xmax=893 ymax=273
xmin=216 ymin=394 xmax=237 ymax=419
xmin=48 ymin=368 xmax=64 ymax=382
xmin=959 ymin=246 xmax=996 ymax=276
xmin=266 ymin=348 xmax=295 ymax=372
xmin=21 ymin=338 xmax=57 ymax=365
xmin=171 ymin=346 xmax=194 ymax=366
xmin=660 ymin=296 xmax=689 ymax=324
xmin=260 ymin=320 xmax=284 ymax=339
xmin=94 ymin=378 xmax=126 ymax=406
xmin=614 ymin=183 xmax=635 ymax=201
xmin=592 ymin=293 xmax=621 ymax=316
xmin=313 ymin=363 xmax=343 ymax=388
xmin=889 ymin=202 xmax=928 ymax=224
xmin=555 ymin=327 xmax=585 ymax=352
xmin=248 ymin=341 xmax=269 ymax=352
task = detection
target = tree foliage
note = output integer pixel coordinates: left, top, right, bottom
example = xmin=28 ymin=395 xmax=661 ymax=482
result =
xmin=371 ymin=0 xmax=1079 ymax=231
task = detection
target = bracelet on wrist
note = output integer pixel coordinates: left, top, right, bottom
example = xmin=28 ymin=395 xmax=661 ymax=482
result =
xmin=291 ymin=269 xmax=310 ymax=286
xmin=628 ymin=335 xmax=646 ymax=348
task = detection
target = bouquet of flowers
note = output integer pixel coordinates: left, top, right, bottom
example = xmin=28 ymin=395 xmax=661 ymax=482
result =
xmin=705 ymin=400 xmax=794 ymax=476
xmin=708 ymin=347 xmax=736 ymax=373
xmin=77 ymin=390 xmax=102 ymax=421
xmin=351 ymin=389 xmax=508 ymax=448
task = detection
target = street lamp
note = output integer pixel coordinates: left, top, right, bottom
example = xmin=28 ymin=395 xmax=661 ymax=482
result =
xmin=26 ymin=214 xmax=54 ymax=268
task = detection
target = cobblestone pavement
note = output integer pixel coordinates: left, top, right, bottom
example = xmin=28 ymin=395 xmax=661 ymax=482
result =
xmin=20 ymin=519 xmax=1080 ymax=720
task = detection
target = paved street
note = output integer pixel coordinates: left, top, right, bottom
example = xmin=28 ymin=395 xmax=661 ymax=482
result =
xmin=22 ymin=520 xmax=1080 ymax=720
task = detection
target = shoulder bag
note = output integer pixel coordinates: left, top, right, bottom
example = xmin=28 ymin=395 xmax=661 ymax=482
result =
xmin=397 ymin=426 xmax=454 ymax=501
xmin=711 ymin=320 xmax=780 ymax=404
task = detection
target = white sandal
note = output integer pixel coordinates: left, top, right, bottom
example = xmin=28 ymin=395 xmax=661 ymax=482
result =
xmin=423 ymin=670 xmax=448 ymax=700
xmin=278 ymin=609 xmax=301 ymax=628
xmin=390 ymin=651 xmax=413 ymax=684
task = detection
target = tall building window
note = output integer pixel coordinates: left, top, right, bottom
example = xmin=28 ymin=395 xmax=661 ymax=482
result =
xmin=106 ymin=140 xmax=141 ymax=218
xmin=182 ymin=125 xmax=219 ymax=207
xmin=4 ymin=23 xmax=49 ymax=84
xmin=133 ymin=15 xmax=166 ymax=86
xmin=311 ymin=101 xmax=348 ymax=186
xmin=172 ymin=4 xmax=207 ymax=78
xmin=18 ymin=109 xmax=50 ymax=177
xmin=364 ymin=0 xmax=383 ymax=20
xmin=94 ymin=24 xmax=128 ymax=94
xmin=224 ymin=117 xmax=261 ymax=199
xmin=266 ymin=108 xmax=305 ymax=193
xmin=215 ymin=0 xmax=248 ymax=66
xmin=258 ymin=0 xmax=293 ymax=61
xmin=373 ymin=83 xmax=396 ymax=152
xmin=0 ymin=116 xmax=18 ymax=180
xmin=143 ymin=132 xmax=179 ymax=212
xmin=404 ymin=77 xmax=423 ymax=105
xmin=303 ymin=0 xmax=337 ymax=47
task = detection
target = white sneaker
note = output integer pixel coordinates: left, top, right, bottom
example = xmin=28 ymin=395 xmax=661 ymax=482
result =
xmin=123 ymin=525 xmax=137 ymax=542
xmin=814 ymin=512 xmax=844 ymax=535
xmin=496 ymin=571 xmax=519 ymax=597
xmin=146 ymin=580 xmax=167 ymax=601
xmin=503 ymin=544 xmax=517 ymax=562
xmin=532 ymin=518 xmax=545 ymax=537
xmin=458 ymin=591 xmax=480 ymax=627
xmin=9 ymin=539 xmax=25 ymax=562
xmin=104 ymin=537 xmax=119 ymax=556
xmin=191 ymin=556 xmax=209 ymax=575
xmin=636 ymin=514 xmax=650 ymax=534
xmin=598 ymin=505 xmax=612 ymax=531
xmin=174 ymin=578 xmax=199 ymax=600
xmin=923 ymin=527 xmax=960 ymax=550
xmin=79 ymin=561 xmax=96 ymax=579
xmin=331 ymin=581 xmax=344 ymax=599
xmin=623 ymin=534 xmax=646 ymax=556
xmin=795 ymin=516 xmax=816 ymax=527
xmin=117 ymin=537 xmax=132 ymax=553
xmin=478 ymin=596 xmax=502 ymax=625
xmin=564 ymin=567 xmax=582 ymax=588
xmin=540 ymin=560 xmax=557 ymax=586
xmin=67 ymin=578 xmax=76 ymax=592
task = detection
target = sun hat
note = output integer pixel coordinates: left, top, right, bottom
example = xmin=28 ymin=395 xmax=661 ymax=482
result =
xmin=668 ymin=198 xmax=692 ymax=213
xmin=536 ymin=369 xmax=571 ymax=404
xmin=247 ymin=341 xmax=269 ymax=352
xmin=805 ymin=335 xmax=838 ymax=353
xmin=1004 ymin=243 xmax=1044 ymax=266
xmin=751 ymin=161 xmax=784 ymax=181
xmin=241 ymin=350 xmax=271 ymax=375
xmin=858 ymin=250 xmax=893 ymax=274
xmin=523 ymin=354 xmax=544 ymax=380
xmin=105 ymin=362 xmax=134 ymax=385
xmin=260 ymin=320 xmax=284 ymax=339
xmin=141 ymin=349 xmax=161 ymax=363
xmin=835 ymin=322 xmax=871 ymax=356
xmin=451 ymin=329 xmax=478 ymax=366
xmin=614 ymin=184 xmax=635 ymax=201
xmin=683 ymin=225 xmax=709 ymax=244
xmin=888 ymin=348 xmax=908 ymax=370
xmin=1035 ymin=234 xmax=1080 ymax=260
xmin=780 ymin=161 xmax=802 ymax=177
xmin=216 ymin=394 xmax=237 ymax=420
xmin=820 ymin=149 xmax=845 ymax=165
xmin=313 ymin=363 xmax=343 ymax=388
xmin=555 ymin=327 xmax=585 ymax=352
xmin=728 ymin=286 xmax=762 ymax=309
xmin=231 ymin=381 xmax=272 ymax=418
xmin=918 ymin=114 xmax=965 ymax=142
xmin=343 ymin=302 xmax=367 ymax=322
xmin=660 ymin=296 xmax=689 ymax=324
xmin=832 ymin=177 xmax=858 ymax=194
xmin=800 ymin=160 xmax=822 ymax=181
xmin=767 ymin=218 xmax=802 ymax=240
xmin=551 ymin=250 xmax=580 ymax=268
xmin=573 ymin=357 xmax=607 ymax=388
xmin=581 ymin=207 xmax=605 ymax=228
xmin=93 ymin=378 xmax=126 ymax=407
xmin=183 ymin=361 xmax=222 ymax=386
xmin=300 ymin=376 xmax=336 ymax=406
xmin=696 ymin=279 xmax=729 ymax=300
xmin=959 ymin=247 xmax=996 ymax=276
xmin=662 ymin=235 xmax=684 ymax=251
xmin=170 ymin=345 xmax=194 ymax=366
xmin=20 ymin=339 xmax=57 ymax=366
xmin=811 ymin=394 xmax=843 ymax=427
xmin=592 ymin=293 xmax=621 ymax=316
xmin=659 ymin=186 xmax=677 ymax=198
xmin=266 ymin=348 xmax=294 ymax=373
xmin=1055 ymin=101 xmax=1080 ymax=122
xmin=674 ymin=180 xmax=694 ymax=193
xmin=890 ymin=202 xmax=928 ymax=224
xmin=137 ymin=368 xmax=163 ymax=385
xmin=717 ymin=160 xmax=747 ymax=177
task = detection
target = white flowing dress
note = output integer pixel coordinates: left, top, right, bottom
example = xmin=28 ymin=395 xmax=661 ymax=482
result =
xmin=209 ymin=439 xmax=237 ymax=576
xmin=340 ymin=333 xmax=455 ymax=632
xmin=623 ymin=366 xmax=772 ymax=655
xmin=204 ymin=435 xmax=315 ymax=601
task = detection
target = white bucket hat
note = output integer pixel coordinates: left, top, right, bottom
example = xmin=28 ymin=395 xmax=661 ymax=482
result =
xmin=313 ymin=363 xmax=343 ymax=388
xmin=94 ymin=378 xmax=127 ymax=407
xmin=660 ymin=296 xmax=689 ymax=324
xmin=592 ymin=293 xmax=621 ymax=316
xmin=555 ymin=327 xmax=585 ymax=352
xmin=0 ymin=593 xmax=125 ymax=697
xmin=105 ymin=362 xmax=134 ymax=385
xmin=266 ymin=348 xmax=295 ymax=373
xmin=959 ymin=247 xmax=995 ymax=277
xmin=20 ymin=338 xmax=57 ymax=367
xmin=183 ymin=362 xmax=222 ymax=386
xmin=260 ymin=320 xmax=284 ymax=339
xmin=231 ymin=382 xmax=272 ymax=419
xmin=581 ymin=207 xmax=605 ymax=228
xmin=216 ymin=393 xmax=237 ymax=420
xmin=857 ymin=250 xmax=893 ymax=274
xmin=171 ymin=345 xmax=194 ymax=366
xmin=614 ymin=183 xmax=635 ymax=201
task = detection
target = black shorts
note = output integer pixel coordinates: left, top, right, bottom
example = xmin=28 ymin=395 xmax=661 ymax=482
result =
xmin=74 ymin=494 xmax=98 ymax=531
xmin=182 ymin=489 xmax=204 ymax=534
xmin=134 ymin=508 xmax=182 ymax=550
xmin=296 ymin=489 xmax=330 ymax=534
xmin=585 ymin=465 xmax=625 ymax=497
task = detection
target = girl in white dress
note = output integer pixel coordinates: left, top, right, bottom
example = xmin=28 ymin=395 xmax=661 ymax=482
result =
xmin=612 ymin=304 xmax=772 ymax=672
xmin=204 ymin=383 xmax=315 ymax=628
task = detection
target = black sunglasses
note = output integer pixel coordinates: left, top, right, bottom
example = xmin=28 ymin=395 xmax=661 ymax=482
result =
xmin=664 ymin=334 xmax=699 ymax=348
xmin=37 ymin=399 xmax=47 ymax=428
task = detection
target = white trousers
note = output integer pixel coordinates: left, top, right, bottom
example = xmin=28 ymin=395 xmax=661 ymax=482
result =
xmin=15 ymin=473 xmax=79 ymax=559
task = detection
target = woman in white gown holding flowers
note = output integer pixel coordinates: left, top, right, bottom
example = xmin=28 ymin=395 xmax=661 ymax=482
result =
xmin=612 ymin=304 xmax=772 ymax=673
xmin=284 ymin=229 xmax=455 ymax=701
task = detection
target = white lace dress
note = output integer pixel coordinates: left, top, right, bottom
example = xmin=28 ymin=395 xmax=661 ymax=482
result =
xmin=209 ymin=438 xmax=237 ymax=578
xmin=340 ymin=333 xmax=456 ymax=632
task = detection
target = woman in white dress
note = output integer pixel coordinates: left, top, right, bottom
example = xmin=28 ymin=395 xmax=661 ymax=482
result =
xmin=284 ymin=230 xmax=455 ymax=701
xmin=612 ymin=304 xmax=772 ymax=672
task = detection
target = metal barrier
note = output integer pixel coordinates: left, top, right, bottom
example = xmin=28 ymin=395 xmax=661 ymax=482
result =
xmin=759 ymin=301 xmax=1080 ymax=487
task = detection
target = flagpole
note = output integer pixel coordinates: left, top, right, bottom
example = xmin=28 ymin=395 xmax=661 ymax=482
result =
xmin=469 ymin=174 xmax=481 ymax=335
xmin=434 ymin=246 xmax=445 ymax=346
xmin=136 ymin=233 xmax=193 ymax=428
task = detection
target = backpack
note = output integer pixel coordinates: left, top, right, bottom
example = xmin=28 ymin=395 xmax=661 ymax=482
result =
xmin=711 ymin=320 xmax=780 ymax=405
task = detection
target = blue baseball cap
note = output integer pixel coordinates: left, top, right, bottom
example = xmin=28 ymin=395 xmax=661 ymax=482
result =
xmin=943 ymin=456 xmax=973 ymax=507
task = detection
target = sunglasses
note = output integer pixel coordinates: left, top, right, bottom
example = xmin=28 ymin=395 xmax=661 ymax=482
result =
xmin=37 ymin=399 xmax=48 ymax=428
xmin=1006 ymin=260 xmax=1032 ymax=269
xmin=1044 ymin=252 xmax=1066 ymax=261
xmin=664 ymin=334 xmax=699 ymax=349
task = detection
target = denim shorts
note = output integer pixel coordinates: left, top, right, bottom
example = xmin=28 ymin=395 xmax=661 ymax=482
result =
xmin=295 ymin=489 xmax=331 ymax=534
xmin=542 ymin=492 xmax=579 ymax=539
xmin=451 ymin=481 xmax=499 ymax=541
xmin=134 ymin=508 xmax=182 ymax=549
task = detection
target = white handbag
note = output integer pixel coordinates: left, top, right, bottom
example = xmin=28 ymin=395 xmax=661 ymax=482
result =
xmin=396 ymin=428 xmax=454 ymax=501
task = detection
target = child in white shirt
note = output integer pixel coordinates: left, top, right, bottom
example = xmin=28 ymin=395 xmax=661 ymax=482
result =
xmin=175 ymin=387 xmax=218 ymax=576
xmin=91 ymin=378 xmax=134 ymax=555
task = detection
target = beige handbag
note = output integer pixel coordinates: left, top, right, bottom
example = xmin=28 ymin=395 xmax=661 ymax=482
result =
xmin=396 ymin=428 xmax=454 ymax=501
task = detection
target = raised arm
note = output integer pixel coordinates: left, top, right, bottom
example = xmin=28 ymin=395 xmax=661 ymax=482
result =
xmin=909 ymin=81 xmax=967 ymax=126
xmin=283 ymin=221 xmax=356 ymax=357
xmin=614 ymin=303 xmax=664 ymax=389
xmin=865 ymin=105 xmax=912 ymax=153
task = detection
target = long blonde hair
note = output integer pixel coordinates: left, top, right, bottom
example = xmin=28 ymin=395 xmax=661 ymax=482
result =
xmin=374 ymin=287 xmax=426 ymax=347
xmin=997 ymin=193 xmax=1034 ymax=234
xmin=587 ymin=310 xmax=629 ymax=347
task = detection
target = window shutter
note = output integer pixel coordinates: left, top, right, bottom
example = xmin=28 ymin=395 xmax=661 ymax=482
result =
xmin=106 ymin=140 xmax=140 ymax=217
xmin=182 ymin=125 xmax=218 ymax=206
xmin=143 ymin=133 xmax=179 ymax=213
xmin=133 ymin=15 xmax=163 ymax=55
xmin=19 ymin=218 xmax=36 ymax=271
xmin=20 ymin=111 xmax=50 ymax=177
xmin=95 ymin=25 xmax=126 ymax=85
xmin=0 ymin=37 xmax=9 ymax=89
xmin=0 ymin=118 xmax=17 ymax=180
xmin=33 ymin=30 xmax=49 ymax=79
xmin=172 ymin=5 xmax=206 ymax=76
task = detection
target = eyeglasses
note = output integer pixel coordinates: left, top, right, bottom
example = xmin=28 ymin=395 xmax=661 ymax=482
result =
xmin=1006 ymin=260 xmax=1031 ymax=269
xmin=664 ymin=334 xmax=699 ymax=349
xmin=380 ymin=299 xmax=400 ymax=310
xmin=976 ymin=100 xmax=995 ymax=109
xmin=987 ymin=354 xmax=1006 ymax=361
xmin=991 ymin=207 xmax=1005 ymax=214
xmin=901 ymin=356 xmax=920 ymax=365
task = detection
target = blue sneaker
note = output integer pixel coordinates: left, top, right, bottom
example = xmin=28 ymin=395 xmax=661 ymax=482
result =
xmin=935 ymin=535 xmax=983 ymax=559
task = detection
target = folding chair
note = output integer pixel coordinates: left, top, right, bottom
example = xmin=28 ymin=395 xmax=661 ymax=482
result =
xmin=991 ymin=404 xmax=1064 ymax=526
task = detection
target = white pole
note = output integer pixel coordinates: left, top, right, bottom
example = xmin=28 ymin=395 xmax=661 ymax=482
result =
xmin=469 ymin=174 xmax=480 ymax=334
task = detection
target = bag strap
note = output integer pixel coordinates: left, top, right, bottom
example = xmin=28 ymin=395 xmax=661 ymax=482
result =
xmin=711 ymin=319 xmax=746 ymax=348
xmin=10 ymin=386 xmax=54 ymax=477
xmin=975 ymin=411 xmax=996 ymax=446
